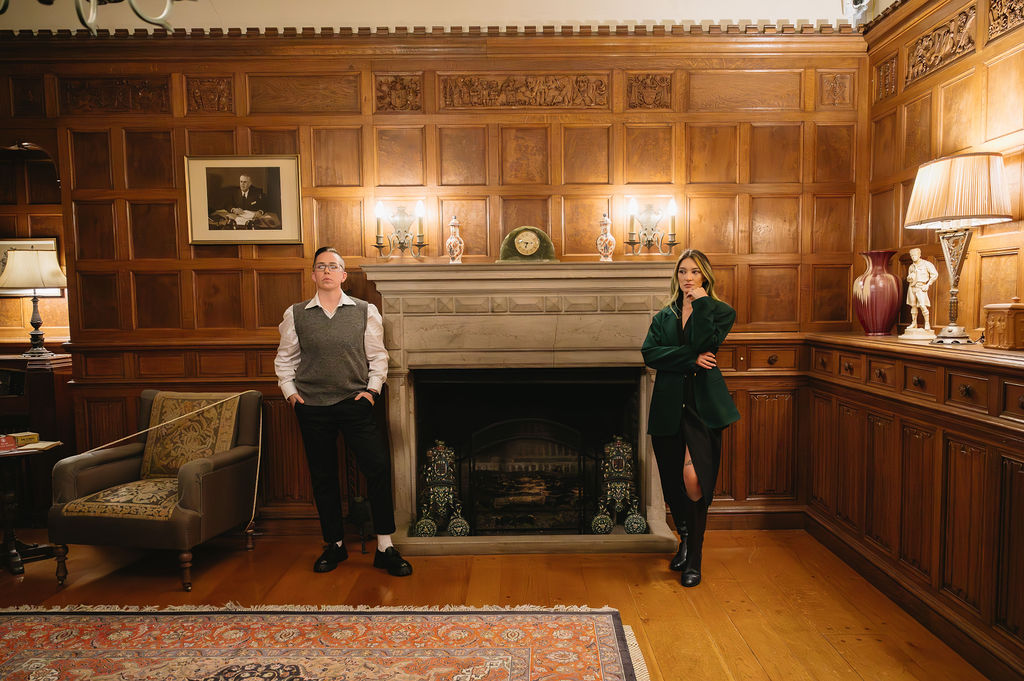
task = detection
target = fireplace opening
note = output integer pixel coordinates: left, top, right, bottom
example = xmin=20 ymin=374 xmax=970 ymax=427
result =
xmin=413 ymin=367 xmax=643 ymax=535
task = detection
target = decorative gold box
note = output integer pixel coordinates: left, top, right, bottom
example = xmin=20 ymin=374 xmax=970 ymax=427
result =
xmin=984 ymin=297 xmax=1024 ymax=350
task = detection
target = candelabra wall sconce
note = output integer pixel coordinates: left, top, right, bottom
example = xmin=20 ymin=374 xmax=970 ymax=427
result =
xmin=624 ymin=197 xmax=678 ymax=255
xmin=373 ymin=200 xmax=428 ymax=258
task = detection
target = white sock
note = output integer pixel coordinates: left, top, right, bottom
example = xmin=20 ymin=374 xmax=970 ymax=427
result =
xmin=335 ymin=539 xmax=344 ymax=547
xmin=377 ymin=534 xmax=394 ymax=552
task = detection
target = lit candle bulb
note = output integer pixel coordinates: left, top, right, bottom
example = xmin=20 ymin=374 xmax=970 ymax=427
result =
xmin=374 ymin=201 xmax=385 ymax=244
xmin=415 ymin=200 xmax=426 ymax=244
xmin=627 ymin=197 xmax=638 ymax=241
xmin=666 ymin=197 xmax=677 ymax=243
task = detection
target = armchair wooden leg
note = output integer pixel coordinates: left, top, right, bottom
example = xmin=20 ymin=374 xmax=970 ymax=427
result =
xmin=54 ymin=544 xmax=68 ymax=586
xmin=178 ymin=551 xmax=192 ymax=592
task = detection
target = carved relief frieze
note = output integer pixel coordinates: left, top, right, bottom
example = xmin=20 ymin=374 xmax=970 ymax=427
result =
xmin=627 ymin=73 xmax=672 ymax=109
xmin=375 ymin=74 xmax=423 ymax=112
xmin=185 ymin=76 xmax=234 ymax=114
xmin=440 ymin=73 xmax=609 ymax=109
xmin=395 ymin=294 xmax=661 ymax=314
xmin=905 ymin=5 xmax=977 ymax=86
xmin=59 ymin=77 xmax=170 ymax=114
xmin=818 ymin=72 xmax=854 ymax=108
xmin=989 ymin=0 xmax=1024 ymax=40
xmin=876 ymin=55 xmax=898 ymax=101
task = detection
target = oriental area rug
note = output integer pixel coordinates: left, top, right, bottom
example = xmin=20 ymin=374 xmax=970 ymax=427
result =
xmin=0 ymin=605 xmax=649 ymax=681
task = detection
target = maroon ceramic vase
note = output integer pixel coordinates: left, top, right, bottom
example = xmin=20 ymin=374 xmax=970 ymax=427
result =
xmin=853 ymin=249 xmax=900 ymax=336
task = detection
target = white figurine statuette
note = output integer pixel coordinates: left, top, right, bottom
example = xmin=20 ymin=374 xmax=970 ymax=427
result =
xmin=900 ymin=247 xmax=939 ymax=339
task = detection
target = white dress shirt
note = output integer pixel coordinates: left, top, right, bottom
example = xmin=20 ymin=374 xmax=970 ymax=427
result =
xmin=275 ymin=291 xmax=388 ymax=400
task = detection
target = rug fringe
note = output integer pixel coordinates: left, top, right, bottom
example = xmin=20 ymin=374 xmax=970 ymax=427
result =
xmin=623 ymin=624 xmax=652 ymax=681
xmin=0 ymin=603 xmax=618 ymax=614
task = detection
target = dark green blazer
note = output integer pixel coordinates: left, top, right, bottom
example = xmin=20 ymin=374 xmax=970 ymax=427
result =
xmin=642 ymin=296 xmax=741 ymax=435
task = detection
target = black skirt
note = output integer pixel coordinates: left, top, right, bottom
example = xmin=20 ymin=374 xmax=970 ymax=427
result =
xmin=651 ymin=378 xmax=723 ymax=512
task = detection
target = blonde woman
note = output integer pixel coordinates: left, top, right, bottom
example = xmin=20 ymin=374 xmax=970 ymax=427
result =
xmin=642 ymin=249 xmax=740 ymax=587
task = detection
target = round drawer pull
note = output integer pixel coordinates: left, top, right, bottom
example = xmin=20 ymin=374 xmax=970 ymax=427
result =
xmin=874 ymin=368 xmax=886 ymax=380
xmin=767 ymin=354 xmax=779 ymax=365
xmin=818 ymin=357 xmax=827 ymax=369
xmin=959 ymin=384 xmax=973 ymax=398
xmin=843 ymin=361 xmax=854 ymax=373
xmin=912 ymin=376 xmax=924 ymax=388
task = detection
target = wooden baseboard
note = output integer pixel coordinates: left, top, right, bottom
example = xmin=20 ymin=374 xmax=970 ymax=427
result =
xmin=805 ymin=513 xmax=1024 ymax=681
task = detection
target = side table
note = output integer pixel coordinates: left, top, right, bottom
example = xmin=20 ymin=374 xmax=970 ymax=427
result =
xmin=1 ymin=440 xmax=61 ymax=575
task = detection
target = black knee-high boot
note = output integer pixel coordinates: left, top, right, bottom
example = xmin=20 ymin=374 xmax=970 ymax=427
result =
xmin=681 ymin=498 xmax=707 ymax=587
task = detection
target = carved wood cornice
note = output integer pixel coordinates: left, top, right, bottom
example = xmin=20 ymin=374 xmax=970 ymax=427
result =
xmin=904 ymin=4 xmax=976 ymax=86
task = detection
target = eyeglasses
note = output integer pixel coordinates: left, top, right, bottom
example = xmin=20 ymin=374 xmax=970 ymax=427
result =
xmin=313 ymin=263 xmax=342 ymax=272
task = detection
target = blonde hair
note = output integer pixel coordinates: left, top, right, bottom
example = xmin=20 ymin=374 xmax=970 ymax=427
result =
xmin=664 ymin=248 xmax=721 ymax=310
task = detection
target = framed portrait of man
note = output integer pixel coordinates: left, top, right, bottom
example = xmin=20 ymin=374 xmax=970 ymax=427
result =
xmin=185 ymin=155 xmax=301 ymax=244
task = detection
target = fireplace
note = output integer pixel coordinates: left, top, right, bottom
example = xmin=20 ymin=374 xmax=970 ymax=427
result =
xmin=363 ymin=261 xmax=677 ymax=554
xmin=413 ymin=367 xmax=642 ymax=536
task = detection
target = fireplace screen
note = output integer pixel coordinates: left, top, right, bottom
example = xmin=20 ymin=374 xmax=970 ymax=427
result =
xmin=413 ymin=367 xmax=642 ymax=535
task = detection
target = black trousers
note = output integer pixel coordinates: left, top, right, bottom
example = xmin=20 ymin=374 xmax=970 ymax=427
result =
xmin=294 ymin=397 xmax=397 ymax=543
xmin=651 ymin=406 xmax=723 ymax=532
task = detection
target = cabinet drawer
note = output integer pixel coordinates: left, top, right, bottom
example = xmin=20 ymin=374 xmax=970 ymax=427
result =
xmin=812 ymin=348 xmax=834 ymax=376
xmin=867 ymin=358 xmax=898 ymax=390
xmin=947 ymin=372 xmax=989 ymax=412
xmin=1003 ymin=381 xmax=1024 ymax=419
xmin=716 ymin=346 xmax=737 ymax=371
xmin=837 ymin=353 xmax=864 ymax=383
xmin=749 ymin=347 xmax=797 ymax=371
xmin=903 ymin=363 xmax=938 ymax=400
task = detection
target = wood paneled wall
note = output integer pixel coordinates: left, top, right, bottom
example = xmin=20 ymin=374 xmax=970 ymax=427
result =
xmin=0 ymin=29 xmax=867 ymax=517
xmin=867 ymin=0 xmax=1024 ymax=335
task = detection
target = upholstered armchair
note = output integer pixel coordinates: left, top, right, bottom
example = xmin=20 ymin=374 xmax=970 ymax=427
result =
xmin=48 ymin=389 xmax=262 ymax=591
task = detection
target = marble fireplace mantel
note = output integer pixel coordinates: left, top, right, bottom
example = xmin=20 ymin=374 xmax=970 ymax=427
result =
xmin=363 ymin=261 xmax=677 ymax=554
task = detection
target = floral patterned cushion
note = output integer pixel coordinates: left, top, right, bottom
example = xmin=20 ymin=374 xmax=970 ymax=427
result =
xmin=139 ymin=392 xmax=240 ymax=479
xmin=63 ymin=478 xmax=180 ymax=520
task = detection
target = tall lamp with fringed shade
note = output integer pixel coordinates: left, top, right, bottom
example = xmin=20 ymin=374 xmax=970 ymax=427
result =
xmin=0 ymin=249 xmax=68 ymax=357
xmin=904 ymin=152 xmax=1013 ymax=344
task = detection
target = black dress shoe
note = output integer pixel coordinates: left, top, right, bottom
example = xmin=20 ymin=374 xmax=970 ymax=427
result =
xmin=373 ymin=546 xmax=413 ymax=577
xmin=314 ymin=543 xmax=348 ymax=573
xmin=669 ymin=541 xmax=687 ymax=571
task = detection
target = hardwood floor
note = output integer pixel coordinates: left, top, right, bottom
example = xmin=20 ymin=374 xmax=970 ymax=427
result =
xmin=0 ymin=528 xmax=990 ymax=681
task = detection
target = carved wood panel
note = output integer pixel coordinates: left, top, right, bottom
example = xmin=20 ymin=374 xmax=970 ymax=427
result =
xmin=133 ymin=272 xmax=181 ymax=329
xmin=501 ymin=197 xmax=549 ymax=235
xmin=687 ymin=125 xmax=737 ymax=183
xmin=374 ymin=74 xmax=423 ymax=113
xmin=185 ymin=76 xmax=234 ymax=114
xmin=876 ymin=54 xmax=898 ymax=102
xmin=313 ymin=128 xmax=362 ymax=187
xmin=748 ymin=266 xmax=800 ymax=324
xmin=78 ymin=273 xmax=120 ymax=329
xmin=746 ymin=391 xmax=796 ymax=498
xmin=562 ymin=196 xmax=610 ymax=256
xmin=59 ymin=77 xmax=169 ymax=115
xmin=905 ymin=4 xmax=976 ymax=86
xmin=813 ymin=195 xmax=854 ymax=253
xmin=942 ymin=437 xmax=990 ymax=613
xmin=128 ymin=202 xmax=178 ymax=259
xmin=814 ymin=124 xmax=855 ymax=183
xmin=256 ymin=271 xmax=304 ymax=328
xmin=248 ymin=75 xmax=360 ymax=114
xmin=70 ymin=131 xmax=112 ymax=190
xmin=836 ymin=401 xmax=865 ymax=531
xmin=900 ymin=422 xmax=937 ymax=579
xmin=990 ymin=0 xmax=1024 ymax=40
xmin=73 ymin=201 xmax=116 ymax=260
xmin=627 ymin=72 xmax=672 ymax=110
xmin=903 ymin=94 xmax=932 ymax=170
xmin=750 ymin=125 xmax=801 ymax=183
xmin=376 ymin=127 xmax=425 ymax=186
xmin=313 ymin=198 xmax=364 ymax=258
xmin=439 ymin=73 xmax=609 ymax=109
xmin=687 ymin=195 xmax=737 ymax=254
xmin=125 ymin=130 xmax=174 ymax=189
xmin=750 ymin=196 xmax=799 ymax=254
xmin=195 ymin=271 xmax=244 ymax=329
xmin=865 ymin=412 xmax=899 ymax=554
xmin=439 ymin=126 xmax=487 ymax=186
xmin=939 ymin=71 xmax=977 ymax=156
xmin=624 ymin=125 xmax=672 ymax=184
xmin=811 ymin=266 xmax=851 ymax=322
xmin=997 ymin=455 xmax=1024 ymax=642
xmin=810 ymin=392 xmax=837 ymax=513
xmin=440 ymin=198 xmax=489 ymax=256
xmin=562 ymin=126 xmax=610 ymax=184
xmin=985 ymin=47 xmax=1024 ymax=141
xmin=500 ymin=127 xmax=549 ymax=185
xmin=187 ymin=129 xmax=236 ymax=156
xmin=817 ymin=70 xmax=855 ymax=109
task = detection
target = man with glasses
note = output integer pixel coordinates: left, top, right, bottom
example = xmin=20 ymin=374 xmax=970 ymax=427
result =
xmin=274 ymin=246 xmax=412 ymax=577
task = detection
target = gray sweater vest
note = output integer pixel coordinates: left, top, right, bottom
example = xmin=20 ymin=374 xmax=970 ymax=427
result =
xmin=292 ymin=297 xmax=369 ymax=406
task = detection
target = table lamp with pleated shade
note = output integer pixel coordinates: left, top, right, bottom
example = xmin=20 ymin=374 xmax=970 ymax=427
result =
xmin=0 ymin=249 xmax=68 ymax=357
